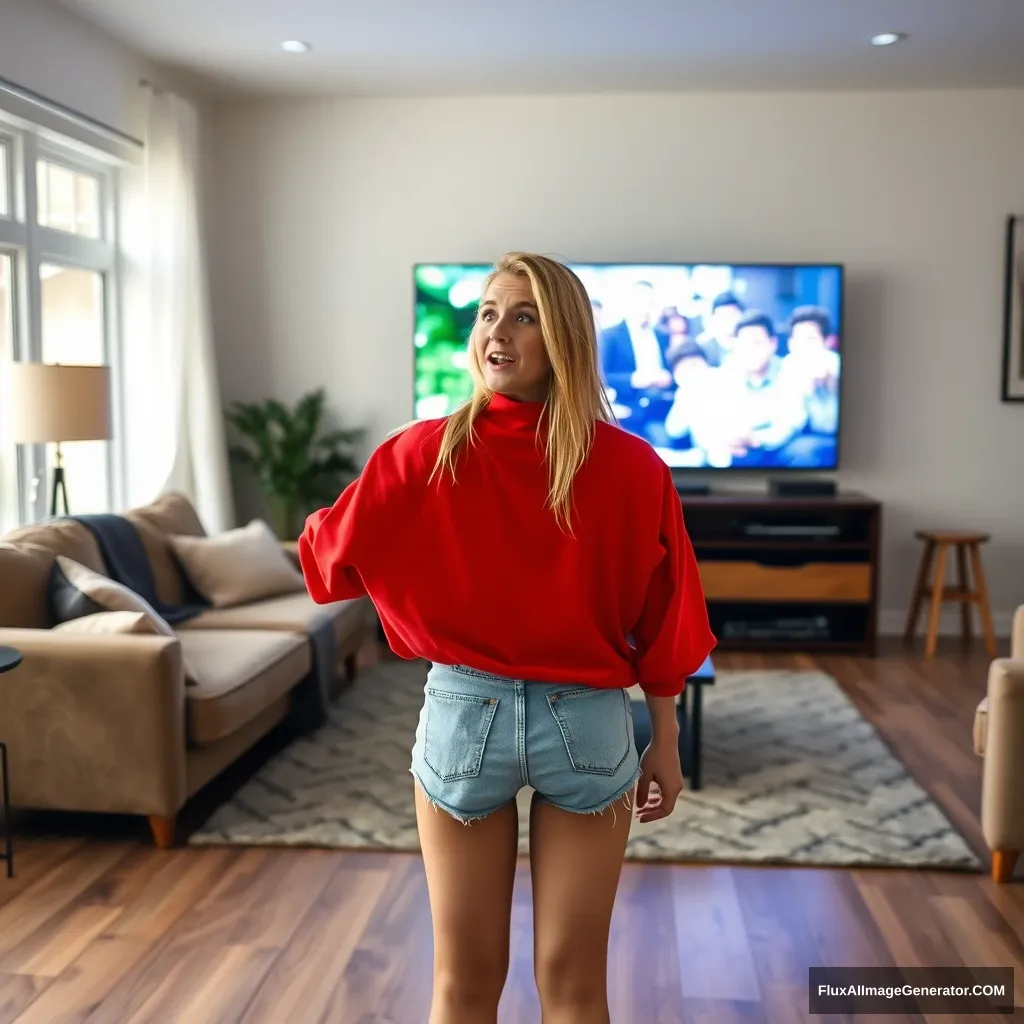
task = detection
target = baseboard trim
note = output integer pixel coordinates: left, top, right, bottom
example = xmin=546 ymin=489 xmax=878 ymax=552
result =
xmin=880 ymin=608 xmax=1013 ymax=639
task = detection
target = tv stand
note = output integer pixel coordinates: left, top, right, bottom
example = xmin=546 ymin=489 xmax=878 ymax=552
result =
xmin=680 ymin=490 xmax=881 ymax=654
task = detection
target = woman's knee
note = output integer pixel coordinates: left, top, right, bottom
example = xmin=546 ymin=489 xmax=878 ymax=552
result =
xmin=433 ymin=958 xmax=508 ymax=1013
xmin=535 ymin=945 xmax=608 ymax=1009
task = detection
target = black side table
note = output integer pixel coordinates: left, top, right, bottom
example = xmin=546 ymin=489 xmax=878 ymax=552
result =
xmin=0 ymin=645 xmax=21 ymax=879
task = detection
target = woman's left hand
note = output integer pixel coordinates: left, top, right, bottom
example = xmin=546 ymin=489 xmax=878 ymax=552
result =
xmin=635 ymin=738 xmax=685 ymax=823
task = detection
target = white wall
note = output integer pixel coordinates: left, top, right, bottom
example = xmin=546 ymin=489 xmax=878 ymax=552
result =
xmin=0 ymin=0 xmax=153 ymax=139
xmin=205 ymin=89 xmax=1024 ymax=633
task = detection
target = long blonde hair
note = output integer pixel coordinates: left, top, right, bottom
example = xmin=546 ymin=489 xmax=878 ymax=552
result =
xmin=430 ymin=252 xmax=615 ymax=530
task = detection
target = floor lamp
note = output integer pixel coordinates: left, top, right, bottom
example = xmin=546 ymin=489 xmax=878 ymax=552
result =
xmin=8 ymin=363 xmax=112 ymax=518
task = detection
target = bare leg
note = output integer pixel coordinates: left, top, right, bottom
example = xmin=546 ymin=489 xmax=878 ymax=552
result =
xmin=414 ymin=784 xmax=519 ymax=1024
xmin=530 ymin=791 xmax=633 ymax=1023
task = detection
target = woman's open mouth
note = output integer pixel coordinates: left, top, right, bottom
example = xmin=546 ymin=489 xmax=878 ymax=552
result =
xmin=487 ymin=353 xmax=516 ymax=370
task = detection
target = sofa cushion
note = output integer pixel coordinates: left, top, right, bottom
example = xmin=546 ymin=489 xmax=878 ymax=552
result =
xmin=122 ymin=514 xmax=189 ymax=608
xmin=179 ymin=629 xmax=309 ymax=746
xmin=53 ymin=610 xmax=163 ymax=636
xmin=129 ymin=491 xmax=207 ymax=539
xmin=0 ymin=541 xmax=54 ymax=628
xmin=3 ymin=519 xmax=108 ymax=575
xmin=178 ymin=591 xmax=369 ymax=647
xmin=974 ymin=696 xmax=988 ymax=756
xmin=169 ymin=519 xmax=305 ymax=609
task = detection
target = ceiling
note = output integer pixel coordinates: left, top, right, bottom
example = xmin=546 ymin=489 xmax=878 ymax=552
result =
xmin=62 ymin=0 xmax=1024 ymax=97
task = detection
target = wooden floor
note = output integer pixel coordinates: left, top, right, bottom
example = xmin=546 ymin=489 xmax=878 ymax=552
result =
xmin=1 ymin=639 xmax=1021 ymax=1023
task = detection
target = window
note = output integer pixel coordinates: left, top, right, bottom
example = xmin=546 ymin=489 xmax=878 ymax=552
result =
xmin=0 ymin=140 xmax=9 ymax=218
xmin=0 ymin=253 xmax=15 ymax=529
xmin=0 ymin=117 xmax=123 ymax=529
xmin=40 ymin=264 xmax=110 ymax=516
xmin=37 ymin=160 xmax=102 ymax=239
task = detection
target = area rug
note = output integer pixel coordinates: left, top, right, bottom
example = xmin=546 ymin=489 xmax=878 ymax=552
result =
xmin=188 ymin=660 xmax=983 ymax=870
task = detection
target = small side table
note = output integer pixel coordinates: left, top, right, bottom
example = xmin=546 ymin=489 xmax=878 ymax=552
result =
xmin=904 ymin=531 xmax=997 ymax=657
xmin=0 ymin=645 xmax=21 ymax=879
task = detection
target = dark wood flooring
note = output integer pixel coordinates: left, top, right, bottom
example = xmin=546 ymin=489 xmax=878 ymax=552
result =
xmin=0 ymin=638 xmax=1020 ymax=1023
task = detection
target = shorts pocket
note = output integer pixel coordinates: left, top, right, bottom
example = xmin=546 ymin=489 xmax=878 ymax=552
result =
xmin=547 ymin=686 xmax=631 ymax=776
xmin=423 ymin=687 xmax=499 ymax=783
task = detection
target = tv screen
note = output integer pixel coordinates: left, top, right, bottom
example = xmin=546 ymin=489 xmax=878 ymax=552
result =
xmin=413 ymin=262 xmax=843 ymax=471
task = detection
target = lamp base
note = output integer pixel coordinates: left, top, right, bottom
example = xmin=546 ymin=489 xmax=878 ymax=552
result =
xmin=50 ymin=464 xmax=69 ymax=518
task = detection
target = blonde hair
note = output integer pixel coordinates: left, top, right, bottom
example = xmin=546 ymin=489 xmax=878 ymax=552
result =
xmin=430 ymin=252 xmax=615 ymax=530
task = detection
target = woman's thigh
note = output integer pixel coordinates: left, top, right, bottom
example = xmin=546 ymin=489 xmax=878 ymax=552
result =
xmin=414 ymin=784 xmax=520 ymax=983
xmin=409 ymin=664 xmax=524 ymax=987
xmin=528 ymin=788 xmax=632 ymax=1005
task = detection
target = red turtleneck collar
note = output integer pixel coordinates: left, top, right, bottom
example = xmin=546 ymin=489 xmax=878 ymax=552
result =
xmin=481 ymin=391 xmax=547 ymax=431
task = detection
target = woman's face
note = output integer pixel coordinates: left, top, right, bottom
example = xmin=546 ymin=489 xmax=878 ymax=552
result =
xmin=474 ymin=272 xmax=551 ymax=402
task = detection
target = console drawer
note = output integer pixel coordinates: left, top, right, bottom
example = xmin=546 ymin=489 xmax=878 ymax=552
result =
xmin=698 ymin=561 xmax=872 ymax=602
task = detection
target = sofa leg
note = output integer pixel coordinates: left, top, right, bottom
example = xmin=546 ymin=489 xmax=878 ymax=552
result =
xmin=148 ymin=815 xmax=176 ymax=850
xmin=992 ymin=849 xmax=1019 ymax=882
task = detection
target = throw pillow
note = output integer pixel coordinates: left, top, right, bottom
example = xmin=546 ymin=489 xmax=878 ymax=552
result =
xmin=168 ymin=518 xmax=306 ymax=609
xmin=49 ymin=557 xmax=198 ymax=685
xmin=49 ymin=556 xmax=177 ymax=636
xmin=53 ymin=610 xmax=161 ymax=635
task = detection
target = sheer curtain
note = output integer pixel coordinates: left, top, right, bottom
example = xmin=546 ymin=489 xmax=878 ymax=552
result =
xmin=121 ymin=86 xmax=235 ymax=533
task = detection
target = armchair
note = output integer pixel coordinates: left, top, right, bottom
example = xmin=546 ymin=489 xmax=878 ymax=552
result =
xmin=974 ymin=605 xmax=1024 ymax=881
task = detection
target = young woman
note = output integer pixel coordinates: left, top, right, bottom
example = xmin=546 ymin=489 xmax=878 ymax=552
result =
xmin=299 ymin=253 xmax=715 ymax=1024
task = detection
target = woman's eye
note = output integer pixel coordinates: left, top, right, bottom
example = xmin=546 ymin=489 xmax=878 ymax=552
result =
xmin=518 ymin=313 xmax=533 ymax=323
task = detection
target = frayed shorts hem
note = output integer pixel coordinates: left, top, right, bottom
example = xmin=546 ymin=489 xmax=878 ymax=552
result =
xmin=535 ymin=765 xmax=642 ymax=817
xmin=410 ymin=769 xmax=517 ymax=825
xmin=410 ymin=766 xmax=642 ymax=825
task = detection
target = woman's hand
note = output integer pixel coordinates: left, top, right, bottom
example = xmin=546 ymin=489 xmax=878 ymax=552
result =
xmin=635 ymin=738 xmax=685 ymax=823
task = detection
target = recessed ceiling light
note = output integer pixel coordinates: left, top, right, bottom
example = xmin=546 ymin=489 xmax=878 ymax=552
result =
xmin=871 ymin=32 xmax=906 ymax=46
xmin=281 ymin=40 xmax=311 ymax=53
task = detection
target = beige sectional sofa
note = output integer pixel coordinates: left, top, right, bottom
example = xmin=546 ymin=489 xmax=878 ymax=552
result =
xmin=973 ymin=604 xmax=1024 ymax=882
xmin=0 ymin=492 xmax=373 ymax=848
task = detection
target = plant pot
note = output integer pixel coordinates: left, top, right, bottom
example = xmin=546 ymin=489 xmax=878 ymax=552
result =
xmin=266 ymin=497 xmax=298 ymax=541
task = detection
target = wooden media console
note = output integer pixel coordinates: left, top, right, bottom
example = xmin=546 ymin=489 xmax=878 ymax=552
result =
xmin=680 ymin=491 xmax=881 ymax=654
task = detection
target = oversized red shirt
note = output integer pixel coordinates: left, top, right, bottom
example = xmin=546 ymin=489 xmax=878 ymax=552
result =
xmin=299 ymin=392 xmax=715 ymax=697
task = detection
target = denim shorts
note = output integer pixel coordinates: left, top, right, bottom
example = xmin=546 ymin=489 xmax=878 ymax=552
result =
xmin=410 ymin=662 xmax=641 ymax=823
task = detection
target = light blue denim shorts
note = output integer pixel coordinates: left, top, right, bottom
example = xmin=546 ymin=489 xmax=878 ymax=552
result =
xmin=410 ymin=662 xmax=641 ymax=823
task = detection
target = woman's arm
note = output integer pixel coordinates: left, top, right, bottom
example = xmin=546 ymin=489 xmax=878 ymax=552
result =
xmin=644 ymin=693 xmax=680 ymax=745
xmin=631 ymin=462 xmax=717 ymax=699
xmin=298 ymin=435 xmax=403 ymax=604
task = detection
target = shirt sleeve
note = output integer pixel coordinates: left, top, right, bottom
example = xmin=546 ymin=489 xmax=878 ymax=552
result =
xmin=630 ymin=466 xmax=717 ymax=697
xmin=298 ymin=478 xmax=369 ymax=604
xmin=297 ymin=436 xmax=401 ymax=604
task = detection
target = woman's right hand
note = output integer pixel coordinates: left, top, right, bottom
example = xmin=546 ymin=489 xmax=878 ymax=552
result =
xmin=635 ymin=738 xmax=684 ymax=823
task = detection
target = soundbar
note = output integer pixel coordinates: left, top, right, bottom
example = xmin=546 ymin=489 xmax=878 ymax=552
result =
xmin=769 ymin=480 xmax=838 ymax=498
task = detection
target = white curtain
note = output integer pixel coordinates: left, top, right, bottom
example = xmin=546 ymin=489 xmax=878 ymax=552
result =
xmin=121 ymin=87 xmax=235 ymax=533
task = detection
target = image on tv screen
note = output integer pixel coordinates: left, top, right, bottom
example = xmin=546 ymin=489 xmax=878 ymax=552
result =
xmin=413 ymin=262 xmax=843 ymax=470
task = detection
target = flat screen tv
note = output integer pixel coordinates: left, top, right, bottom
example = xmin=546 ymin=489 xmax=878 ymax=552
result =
xmin=413 ymin=262 xmax=844 ymax=471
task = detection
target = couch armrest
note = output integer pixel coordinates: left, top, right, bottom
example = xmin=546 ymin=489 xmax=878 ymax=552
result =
xmin=1012 ymin=606 xmax=1024 ymax=660
xmin=981 ymin=658 xmax=1024 ymax=851
xmin=0 ymin=627 xmax=187 ymax=818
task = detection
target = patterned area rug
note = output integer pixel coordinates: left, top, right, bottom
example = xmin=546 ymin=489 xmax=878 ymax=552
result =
xmin=189 ymin=660 xmax=982 ymax=870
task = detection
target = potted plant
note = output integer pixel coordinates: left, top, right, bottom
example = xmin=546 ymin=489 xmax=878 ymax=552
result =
xmin=225 ymin=388 xmax=364 ymax=540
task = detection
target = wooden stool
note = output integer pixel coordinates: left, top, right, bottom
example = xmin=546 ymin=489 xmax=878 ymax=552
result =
xmin=904 ymin=531 xmax=996 ymax=657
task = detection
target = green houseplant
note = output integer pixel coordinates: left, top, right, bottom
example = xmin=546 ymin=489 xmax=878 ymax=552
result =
xmin=225 ymin=388 xmax=364 ymax=540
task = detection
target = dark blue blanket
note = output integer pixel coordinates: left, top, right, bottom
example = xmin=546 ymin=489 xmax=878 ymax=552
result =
xmin=71 ymin=514 xmax=209 ymax=625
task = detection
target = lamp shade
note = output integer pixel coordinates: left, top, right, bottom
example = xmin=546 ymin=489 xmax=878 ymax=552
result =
xmin=8 ymin=363 xmax=112 ymax=444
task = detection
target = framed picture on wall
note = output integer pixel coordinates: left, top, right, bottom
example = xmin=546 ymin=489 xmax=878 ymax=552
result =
xmin=1002 ymin=214 xmax=1024 ymax=402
